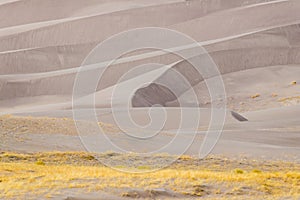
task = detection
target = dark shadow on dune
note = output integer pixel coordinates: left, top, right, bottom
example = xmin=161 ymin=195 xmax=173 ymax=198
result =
xmin=231 ymin=111 xmax=248 ymax=122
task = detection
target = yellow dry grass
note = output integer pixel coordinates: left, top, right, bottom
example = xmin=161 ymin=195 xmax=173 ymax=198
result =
xmin=278 ymin=96 xmax=300 ymax=106
xmin=0 ymin=152 xmax=299 ymax=199
xmin=251 ymin=94 xmax=260 ymax=99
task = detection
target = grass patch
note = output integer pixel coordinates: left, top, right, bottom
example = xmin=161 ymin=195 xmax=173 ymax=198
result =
xmin=136 ymin=165 xmax=152 ymax=170
xmin=251 ymin=93 xmax=260 ymax=99
xmin=251 ymin=169 xmax=262 ymax=174
xmin=234 ymin=169 xmax=245 ymax=174
xmin=0 ymin=152 xmax=299 ymax=199
xmin=35 ymin=160 xmax=45 ymax=166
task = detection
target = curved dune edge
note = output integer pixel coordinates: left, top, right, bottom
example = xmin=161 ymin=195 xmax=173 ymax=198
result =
xmin=166 ymin=65 xmax=300 ymax=111
xmin=0 ymin=0 xmax=187 ymax=29
xmin=0 ymin=0 xmax=285 ymax=38
xmin=1 ymin=23 xmax=300 ymax=106
xmin=0 ymin=0 xmax=280 ymax=51
xmin=0 ymin=0 xmax=187 ymax=37
xmin=132 ymin=27 xmax=300 ymax=106
xmin=0 ymin=0 xmax=230 ymax=52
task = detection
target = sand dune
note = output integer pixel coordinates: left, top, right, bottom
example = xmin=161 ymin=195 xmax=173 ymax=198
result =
xmin=1 ymin=26 xmax=299 ymax=104
xmin=0 ymin=0 xmax=224 ymax=52
xmin=133 ymin=0 xmax=300 ymax=106
xmin=0 ymin=0 xmax=299 ymax=161
xmin=0 ymin=0 xmax=189 ymax=29
xmin=1 ymin=1 xmax=300 ymax=199
xmin=0 ymin=0 xmax=299 ymax=106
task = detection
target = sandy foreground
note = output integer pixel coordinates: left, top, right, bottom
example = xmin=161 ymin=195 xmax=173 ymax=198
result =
xmin=0 ymin=0 xmax=300 ymax=199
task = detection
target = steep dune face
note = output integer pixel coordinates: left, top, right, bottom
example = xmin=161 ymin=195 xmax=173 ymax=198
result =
xmin=0 ymin=0 xmax=274 ymax=74
xmin=0 ymin=0 xmax=116 ymax=28
xmin=0 ymin=0 xmax=276 ymax=29
xmin=132 ymin=84 xmax=178 ymax=107
xmin=132 ymin=56 xmax=204 ymax=107
xmin=0 ymin=43 xmax=95 ymax=74
xmin=0 ymin=0 xmax=241 ymax=52
xmin=0 ymin=0 xmax=279 ymax=103
xmin=132 ymin=21 xmax=300 ymax=107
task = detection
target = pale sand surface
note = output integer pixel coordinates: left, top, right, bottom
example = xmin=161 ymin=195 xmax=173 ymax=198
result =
xmin=1 ymin=106 xmax=299 ymax=161
xmin=0 ymin=0 xmax=299 ymax=199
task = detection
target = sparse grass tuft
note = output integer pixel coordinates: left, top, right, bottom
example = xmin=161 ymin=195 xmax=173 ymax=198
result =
xmin=136 ymin=165 xmax=152 ymax=170
xmin=251 ymin=169 xmax=262 ymax=173
xmin=234 ymin=169 xmax=244 ymax=174
xmin=179 ymin=155 xmax=193 ymax=161
xmin=278 ymin=96 xmax=300 ymax=106
xmin=80 ymin=154 xmax=95 ymax=161
xmin=251 ymin=94 xmax=260 ymax=99
xmin=35 ymin=160 xmax=45 ymax=166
